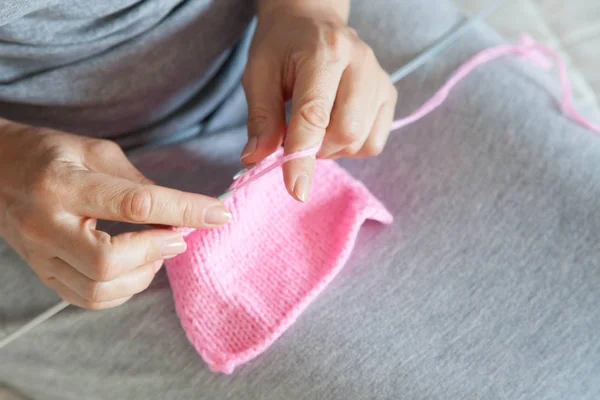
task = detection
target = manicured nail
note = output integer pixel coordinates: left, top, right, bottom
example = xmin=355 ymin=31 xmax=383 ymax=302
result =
xmin=241 ymin=137 xmax=258 ymax=162
xmin=204 ymin=205 xmax=232 ymax=226
xmin=161 ymin=237 xmax=187 ymax=258
xmin=293 ymin=173 xmax=310 ymax=203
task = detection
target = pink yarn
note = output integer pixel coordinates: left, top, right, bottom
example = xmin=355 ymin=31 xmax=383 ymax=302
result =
xmin=166 ymin=34 xmax=600 ymax=374
xmin=391 ymin=34 xmax=600 ymax=134
xmin=230 ymin=146 xmax=322 ymax=190
xmin=167 ymin=157 xmax=393 ymax=373
xmin=227 ymin=35 xmax=599 ymax=196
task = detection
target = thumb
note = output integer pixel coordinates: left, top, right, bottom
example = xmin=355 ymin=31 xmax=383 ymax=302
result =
xmin=240 ymin=56 xmax=286 ymax=165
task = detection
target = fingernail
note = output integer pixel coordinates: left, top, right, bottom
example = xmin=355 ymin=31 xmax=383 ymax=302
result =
xmin=204 ymin=205 xmax=232 ymax=226
xmin=241 ymin=137 xmax=258 ymax=162
xmin=293 ymin=173 xmax=310 ymax=203
xmin=161 ymin=237 xmax=187 ymax=258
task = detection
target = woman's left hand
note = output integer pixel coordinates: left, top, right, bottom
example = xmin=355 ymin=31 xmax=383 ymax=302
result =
xmin=241 ymin=0 xmax=397 ymax=202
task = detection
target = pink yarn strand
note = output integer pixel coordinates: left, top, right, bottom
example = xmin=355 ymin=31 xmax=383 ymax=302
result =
xmin=391 ymin=35 xmax=600 ymax=134
xmin=233 ymin=34 xmax=599 ymax=194
xmin=230 ymin=146 xmax=321 ymax=191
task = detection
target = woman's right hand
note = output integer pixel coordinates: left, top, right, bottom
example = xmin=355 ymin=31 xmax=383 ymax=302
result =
xmin=0 ymin=120 xmax=231 ymax=310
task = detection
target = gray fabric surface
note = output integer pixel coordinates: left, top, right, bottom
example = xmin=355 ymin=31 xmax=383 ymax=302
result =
xmin=0 ymin=1 xmax=57 ymax=25
xmin=1 ymin=0 xmax=600 ymax=399
xmin=0 ymin=0 xmax=254 ymax=149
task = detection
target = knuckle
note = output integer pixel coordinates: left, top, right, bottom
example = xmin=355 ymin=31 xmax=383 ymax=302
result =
xmin=29 ymin=164 xmax=62 ymax=201
xmin=83 ymin=281 xmax=105 ymax=303
xmin=346 ymin=142 xmax=364 ymax=156
xmin=336 ymin=114 xmax=367 ymax=144
xmin=180 ymin=198 xmax=195 ymax=227
xmin=120 ymin=187 xmax=153 ymax=223
xmin=35 ymin=135 xmax=67 ymax=162
xmin=140 ymin=270 xmax=155 ymax=292
xmin=346 ymin=27 xmax=359 ymax=41
xmin=299 ymin=99 xmax=330 ymax=130
xmin=364 ymin=138 xmax=385 ymax=157
xmin=85 ymin=139 xmax=121 ymax=157
xmin=320 ymin=27 xmax=351 ymax=62
xmin=361 ymin=42 xmax=375 ymax=59
xmin=247 ymin=107 xmax=272 ymax=134
xmin=90 ymin=246 xmax=118 ymax=281
xmin=339 ymin=127 xmax=364 ymax=145
xmin=27 ymin=162 xmax=73 ymax=208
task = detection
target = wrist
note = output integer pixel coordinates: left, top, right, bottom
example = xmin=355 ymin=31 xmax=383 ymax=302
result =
xmin=256 ymin=0 xmax=350 ymax=23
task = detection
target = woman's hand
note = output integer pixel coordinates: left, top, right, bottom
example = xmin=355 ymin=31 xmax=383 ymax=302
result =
xmin=0 ymin=121 xmax=231 ymax=310
xmin=241 ymin=0 xmax=397 ymax=202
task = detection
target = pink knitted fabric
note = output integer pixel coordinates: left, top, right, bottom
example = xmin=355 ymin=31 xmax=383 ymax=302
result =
xmin=165 ymin=33 xmax=600 ymax=375
xmin=166 ymin=156 xmax=393 ymax=373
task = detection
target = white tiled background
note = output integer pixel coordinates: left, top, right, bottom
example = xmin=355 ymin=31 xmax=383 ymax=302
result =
xmin=1 ymin=1 xmax=599 ymax=399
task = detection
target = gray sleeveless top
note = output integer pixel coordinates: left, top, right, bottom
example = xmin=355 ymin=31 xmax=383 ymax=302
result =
xmin=0 ymin=0 xmax=255 ymax=148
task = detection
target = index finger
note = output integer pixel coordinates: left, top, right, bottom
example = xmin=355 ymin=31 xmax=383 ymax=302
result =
xmin=66 ymin=171 xmax=231 ymax=228
xmin=283 ymin=58 xmax=347 ymax=202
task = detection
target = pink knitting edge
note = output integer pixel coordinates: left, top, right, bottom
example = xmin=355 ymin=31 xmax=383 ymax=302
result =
xmin=167 ymin=33 xmax=600 ymax=375
xmin=176 ymin=33 xmax=598 ymax=228
xmin=199 ymin=206 xmax=391 ymax=374
xmin=167 ymin=160 xmax=393 ymax=374
xmin=230 ymin=146 xmax=321 ymax=191
xmin=175 ymin=147 xmax=322 ymax=240
xmin=177 ymin=34 xmax=599 ymax=239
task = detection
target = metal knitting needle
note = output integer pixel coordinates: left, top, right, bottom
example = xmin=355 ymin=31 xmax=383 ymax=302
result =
xmin=389 ymin=0 xmax=505 ymax=84
xmin=0 ymin=300 xmax=69 ymax=349
xmin=0 ymin=190 xmax=236 ymax=350
xmin=233 ymin=168 xmax=251 ymax=180
xmin=0 ymin=1 xmax=504 ymax=351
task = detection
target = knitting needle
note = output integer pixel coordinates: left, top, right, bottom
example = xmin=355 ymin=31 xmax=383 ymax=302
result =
xmin=229 ymin=0 xmax=506 ymax=183
xmin=0 ymin=190 xmax=236 ymax=350
xmin=389 ymin=0 xmax=505 ymax=84
xmin=0 ymin=1 xmax=504 ymax=351
xmin=217 ymin=188 xmax=236 ymax=201
xmin=0 ymin=300 xmax=69 ymax=349
xmin=233 ymin=167 xmax=251 ymax=180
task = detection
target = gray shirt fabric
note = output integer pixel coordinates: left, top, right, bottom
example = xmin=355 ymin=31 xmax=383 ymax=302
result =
xmin=1 ymin=1 xmax=600 ymax=399
xmin=0 ymin=0 xmax=255 ymax=149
